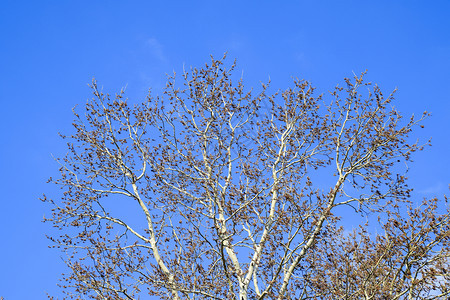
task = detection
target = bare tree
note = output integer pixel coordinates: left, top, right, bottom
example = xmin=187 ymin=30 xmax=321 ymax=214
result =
xmin=43 ymin=55 xmax=449 ymax=299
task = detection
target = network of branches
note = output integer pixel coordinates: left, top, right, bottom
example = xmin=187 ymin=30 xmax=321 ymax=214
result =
xmin=43 ymin=55 xmax=450 ymax=299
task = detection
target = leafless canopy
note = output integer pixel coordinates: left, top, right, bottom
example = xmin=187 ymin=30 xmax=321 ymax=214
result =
xmin=43 ymin=56 xmax=449 ymax=299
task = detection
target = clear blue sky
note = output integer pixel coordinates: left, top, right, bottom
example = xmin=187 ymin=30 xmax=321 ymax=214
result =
xmin=1 ymin=1 xmax=449 ymax=298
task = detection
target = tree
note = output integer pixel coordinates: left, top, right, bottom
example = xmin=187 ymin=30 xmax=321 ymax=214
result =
xmin=43 ymin=55 xmax=450 ymax=299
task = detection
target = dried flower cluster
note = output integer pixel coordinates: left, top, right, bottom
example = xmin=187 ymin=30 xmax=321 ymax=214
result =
xmin=43 ymin=56 xmax=449 ymax=299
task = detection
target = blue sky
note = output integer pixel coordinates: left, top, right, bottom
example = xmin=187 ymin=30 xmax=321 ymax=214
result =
xmin=1 ymin=1 xmax=449 ymax=298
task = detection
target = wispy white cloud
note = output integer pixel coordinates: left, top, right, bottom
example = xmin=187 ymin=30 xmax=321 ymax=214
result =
xmin=227 ymin=38 xmax=244 ymax=52
xmin=293 ymin=51 xmax=312 ymax=70
xmin=145 ymin=38 xmax=167 ymax=62
xmin=417 ymin=181 xmax=446 ymax=195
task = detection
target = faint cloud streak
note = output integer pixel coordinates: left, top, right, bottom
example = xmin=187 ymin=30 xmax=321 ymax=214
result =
xmin=417 ymin=181 xmax=446 ymax=195
xmin=145 ymin=38 xmax=167 ymax=62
